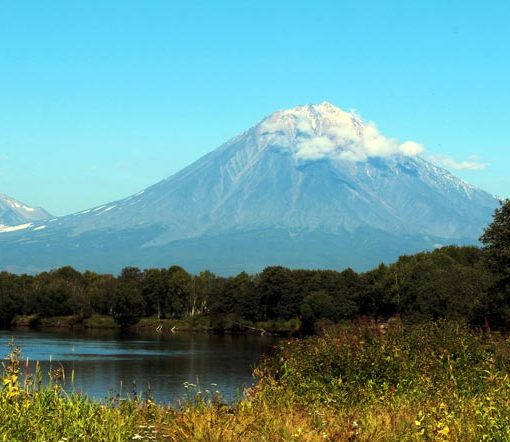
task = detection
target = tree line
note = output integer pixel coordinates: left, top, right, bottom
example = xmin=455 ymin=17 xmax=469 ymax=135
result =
xmin=0 ymin=200 xmax=509 ymax=332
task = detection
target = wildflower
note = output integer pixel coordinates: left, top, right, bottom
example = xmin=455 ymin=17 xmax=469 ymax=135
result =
xmin=438 ymin=426 xmax=450 ymax=436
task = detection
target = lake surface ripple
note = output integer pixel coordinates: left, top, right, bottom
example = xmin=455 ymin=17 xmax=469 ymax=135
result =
xmin=0 ymin=328 xmax=281 ymax=403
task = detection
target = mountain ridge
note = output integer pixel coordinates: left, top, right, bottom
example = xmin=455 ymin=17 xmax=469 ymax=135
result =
xmin=0 ymin=193 xmax=52 ymax=230
xmin=0 ymin=102 xmax=500 ymax=274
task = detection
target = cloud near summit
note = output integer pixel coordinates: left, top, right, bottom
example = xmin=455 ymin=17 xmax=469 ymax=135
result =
xmin=428 ymin=154 xmax=488 ymax=171
xmin=257 ymin=104 xmax=425 ymax=162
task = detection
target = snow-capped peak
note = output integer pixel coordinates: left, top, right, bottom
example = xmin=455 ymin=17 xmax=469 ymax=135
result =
xmin=0 ymin=193 xmax=52 ymax=226
xmin=0 ymin=194 xmax=37 ymax=213
xmin=256 ymin=102 xmax=424 ymax=162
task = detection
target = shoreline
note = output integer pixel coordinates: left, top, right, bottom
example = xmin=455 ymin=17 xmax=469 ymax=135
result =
xmin=9 ymin=314 xmax=299 ymax=336
xmin=1 ymin=320 xmax=508 ymax=440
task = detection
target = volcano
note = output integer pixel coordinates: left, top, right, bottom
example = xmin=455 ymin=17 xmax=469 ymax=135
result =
xmin=0 ymin=102 xmax=499 ymax=274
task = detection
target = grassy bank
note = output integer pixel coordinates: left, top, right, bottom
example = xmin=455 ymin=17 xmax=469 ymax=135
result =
xmin=11 ymin=314 xmax=120 ymax=330
xmin=2 ymin=320 xmax=510 ymax=441
xmin=10 ymin=314 xmax=301 ymax=335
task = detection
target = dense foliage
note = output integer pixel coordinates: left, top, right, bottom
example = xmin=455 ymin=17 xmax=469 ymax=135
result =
xmin=253 ymin=320 xmax=510 ymax=440
xmin=0 ymin=199 xmax=508 ymax=332
xmin=480 ymin=199 xmax=510 ymax=328
xmin=0 ymin=245 xmax=495 ymax=330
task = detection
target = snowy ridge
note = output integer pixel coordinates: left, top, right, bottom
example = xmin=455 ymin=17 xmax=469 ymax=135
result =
xmin=1 ymin=194 xmax=37 ymax=213
xmin=0 ymin=194 xmax=52 ymax=227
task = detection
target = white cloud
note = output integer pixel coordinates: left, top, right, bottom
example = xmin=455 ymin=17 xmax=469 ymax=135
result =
xmin=296 ymin=136 xmax=336 ymax=160
xmin=428 ymin=154 xmax=488 ymax=171
xmin=257 ymin=103 xmax=425 ymax=163
xmin=399 ymin=141 xmax=425 ymax=156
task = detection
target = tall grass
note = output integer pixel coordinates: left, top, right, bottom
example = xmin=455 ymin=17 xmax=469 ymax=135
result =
xmin=254 ymin=319 xmax=510 ymax=440
xmin=1 ymin=320 xmax=510 ymax=441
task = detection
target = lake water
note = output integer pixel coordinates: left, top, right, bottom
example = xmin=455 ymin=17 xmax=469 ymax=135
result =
xmin=0 ymin=328 xmax=281 ymax=404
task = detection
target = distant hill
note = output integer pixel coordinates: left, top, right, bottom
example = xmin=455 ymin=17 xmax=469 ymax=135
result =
xmin=0 ymin=193 xmax=52 ymax=231
xmin=0 ymin=102 xmax=499 ymax=274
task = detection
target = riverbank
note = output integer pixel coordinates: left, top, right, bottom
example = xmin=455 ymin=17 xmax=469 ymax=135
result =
xmin=1 ymin=320 xmax=509 ymax=441
xmin=10 ymin=314 xmax=301 ymax=336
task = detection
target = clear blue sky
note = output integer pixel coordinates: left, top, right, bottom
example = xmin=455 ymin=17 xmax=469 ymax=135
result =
xmin=1 ymin=0 xmax=509 ymax=215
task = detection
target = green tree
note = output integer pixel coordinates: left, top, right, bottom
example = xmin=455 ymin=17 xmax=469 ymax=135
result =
xmin=193 ymin=270 xmax=216 ymax=315
xmin=143 ymin=269 xmax=167 ymax=318
xmin=165 ymin=266 xmax=191 ymax=317
xmin=30 ymin=270 xmax=74 ymax=317
xmin=229 ymin=272 xmax=259 ymax=320
xmin=325 ymin=269 xmax=360 ymax=319
xmin=257 ymin=266 xmax=296 ymax=320
xmin=480 ymin=199 xmax=510 ymax=327
xmin=357 ymin=264 xmax=390 ymax=317
xmin=397 ymin=249 xmax=489 ymax=322
xmin=111 ymin=282 xmax=145 ymax=328
xmin=119 ymin=267 xmax=144 ymax=285
xmin=481 ymin=200 xmax=510 ymax=288
xmin=300 ymin=291 xmax=336 ymax=333
xmin=86 ymin=273 xmax=117 ymax=315
xmin=0 ymin=272 xmax=21 ymax=325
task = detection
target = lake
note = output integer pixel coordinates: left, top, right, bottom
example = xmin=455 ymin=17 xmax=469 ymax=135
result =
xmin=0 ymin=328 xmax=281 ymax=404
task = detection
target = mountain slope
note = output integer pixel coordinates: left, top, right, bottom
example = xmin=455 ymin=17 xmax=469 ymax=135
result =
xmin=0 ymin=103 xmax=499 ymax=274
xmin=0 ymin=194 xmax=52 ymax=231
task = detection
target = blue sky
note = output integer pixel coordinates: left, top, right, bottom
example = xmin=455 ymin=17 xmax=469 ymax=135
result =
xmin=1 ymin=0 xmax=509 ymax=215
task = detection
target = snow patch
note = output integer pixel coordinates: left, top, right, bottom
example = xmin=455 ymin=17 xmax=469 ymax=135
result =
xmin=4 ymin=197 xmax=37 ymax=212
xmin=418 ymin=158 xmax=476 ymax=199
xmin=0 ymin=223 xmax=33 ymax=233
xmin=95 ymin=205 xmax=116 ymax=215
xmin=33 ymin=225 xmax=47 ymax=231
xmin=257 ymin=102 xmax=425 ymax=163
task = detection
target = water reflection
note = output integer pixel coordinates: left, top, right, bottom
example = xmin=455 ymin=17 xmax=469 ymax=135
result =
xmin=0 ymin=328 xmax=280 ymax=403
